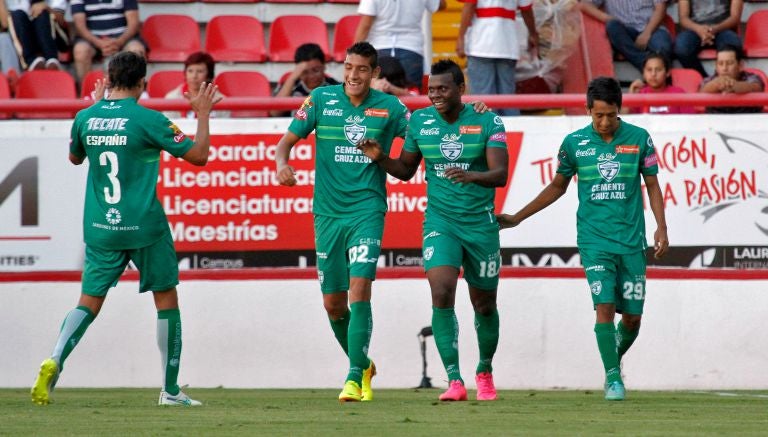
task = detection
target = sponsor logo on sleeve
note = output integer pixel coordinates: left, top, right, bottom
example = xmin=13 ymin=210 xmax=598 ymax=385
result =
xmin=364 ymin=108 xmax=389 ymax=117
xmin=644 ymin=151 xmax=658 ymax=167
xmin=459 ymin=125 xmax=482 ymax=134
xmin=489 ymin=132 xmax=506 ymax=142
xmin=169 ymin=123 xmax=186 ymax=143
xmin=615 ymin=145 xmax=639 ymax=154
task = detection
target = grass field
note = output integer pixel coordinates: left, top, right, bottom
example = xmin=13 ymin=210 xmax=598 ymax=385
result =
xmin=3 ymin=388 xmax=767 ymax=436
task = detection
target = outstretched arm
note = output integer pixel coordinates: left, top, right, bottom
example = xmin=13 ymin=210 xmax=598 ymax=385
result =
xmin=497 ymin=172 xmax=571 ymax=229
xmin=181 ymin=82 xmax=222 ymax=166
xmin=643 ymin=174 xmax=669 ymax=259
xmin=357 ymin=138 xmax=422 ymax=181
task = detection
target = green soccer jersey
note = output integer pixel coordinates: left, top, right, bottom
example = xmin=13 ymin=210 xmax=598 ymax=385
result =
xmin=70 ymin=97 xmax=194 ymax=250
xmin=556 ymin=119 xmax=659 ymax=254
xmin=403 ymin=104 xmax=507 ymax=223
xmin=288 ymin=85 xmax=409 ymax=217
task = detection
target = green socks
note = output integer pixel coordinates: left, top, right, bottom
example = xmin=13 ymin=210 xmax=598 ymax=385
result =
xmin=616 ymin=320 xmax=639 ymax=362
xmin=157 ymin=309 xmax=182 ymax=396
xmin=346 ymin=301 xmax=372 ymax=385
xmin=329 ymin=310 xmax=350 ymax=356
xmin=432 ymin=306 xmax=462 ymax=383
xmin=475 ymin=309 xmax=499 ymax=374
xmin=594 ymin=322 xmax=621 ymax=384
xmin=51 ymin=306 xmax=95 ymax=371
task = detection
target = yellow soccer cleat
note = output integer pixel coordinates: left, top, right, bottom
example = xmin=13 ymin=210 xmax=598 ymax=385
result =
xmin=338 ymin=380 xmax=362 ymax=402
xmin=31 ymin=358 xmax=59 ymax=405
xmin=361 ymin=360 xmax=376 ymax=401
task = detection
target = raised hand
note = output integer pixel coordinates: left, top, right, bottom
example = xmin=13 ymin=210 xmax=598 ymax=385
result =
xmin=186 ymin=82 xmax=222 ymax=116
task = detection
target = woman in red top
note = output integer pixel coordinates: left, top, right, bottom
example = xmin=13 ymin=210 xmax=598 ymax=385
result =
xmin=629 ymin=52 xmax=695 ymax=114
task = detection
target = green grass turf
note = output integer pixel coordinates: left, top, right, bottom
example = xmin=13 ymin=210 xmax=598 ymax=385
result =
xmin=2 ymin=388 xmax=767 ymax=436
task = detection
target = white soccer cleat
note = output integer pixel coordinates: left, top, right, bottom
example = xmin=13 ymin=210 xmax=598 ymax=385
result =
xmin=158 ymin=389 xmax=202 ymax=406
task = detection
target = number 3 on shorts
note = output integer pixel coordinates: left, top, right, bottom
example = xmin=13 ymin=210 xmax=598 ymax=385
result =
xmin=622 ymin=281 xmax=644 ymax=300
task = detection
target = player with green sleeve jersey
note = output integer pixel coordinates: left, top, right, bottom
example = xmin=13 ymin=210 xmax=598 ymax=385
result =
xmin=497 ymin=77 xmax=669 ymax=401
xmin=275 ymin=42 xmax=409 ymax=402
xmin=357 ymin=60 xmax=509 ymax=402
xmin=31 ymin=52 xmax=220 ymax=407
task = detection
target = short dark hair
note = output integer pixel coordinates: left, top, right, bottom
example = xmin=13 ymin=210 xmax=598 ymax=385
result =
xmin=184 ymin=51 xmax=215 ymax=82
xmin=717 ymin=44 xmax=744 ymax=62
xmin=295 ymin=43 xmax=326 ymax=64
xmin=430 ymin=59 xmax=464 ymax=86
xmin=346 ymin=41 xmax=378 ymax=69
xmin=378 ymin=56 xmax=410 ymax=88
xmin=642 ymin=52 xmax=672 ymax=85
xmin=108 ymin=51 xmax=146 ymax=90
xmin=587 ymin=76 xmax=622 ymax=109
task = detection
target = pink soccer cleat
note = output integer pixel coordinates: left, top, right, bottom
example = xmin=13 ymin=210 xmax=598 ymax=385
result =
xmin=475 ymin=372 xmax=497 ymax=401
xmin=439 ymin=380 xmax=468 ymax=402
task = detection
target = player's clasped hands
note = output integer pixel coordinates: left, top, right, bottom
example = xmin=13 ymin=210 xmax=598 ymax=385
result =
xmin=277 ymin=164 xmax=297 ymax=186
xmin=187 ymin=82 xmax=222 ymax=116
xmin=495 ymin=213 xmax=520 ymax=230
xmin=356 ymin=138 xmax=384 ymax=162
xmin=653 ymin=227 xmax=669 ymax=259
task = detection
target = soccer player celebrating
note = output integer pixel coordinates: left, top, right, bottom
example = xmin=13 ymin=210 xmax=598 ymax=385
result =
xmin=497 ymin=77 xmax=669 ymax=401
xmin=357 ymin=59 xmax=508 ymax=402
xmin=31 ymin=51 xmax=220 ymax=406
xmin=274 ymin=42 xmax=409 ymax=402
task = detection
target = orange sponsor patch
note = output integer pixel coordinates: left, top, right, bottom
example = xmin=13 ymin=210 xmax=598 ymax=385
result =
xmin=459 ymin=125 xmax=482 ymax=134
xmin=364 ymin=108 xmax=389 ymax=117
xmin=615 ymin=145 xmax=639 ymax=154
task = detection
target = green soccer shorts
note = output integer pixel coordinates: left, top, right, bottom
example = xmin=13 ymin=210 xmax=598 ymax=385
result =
xmin=81 ymin=231 xmax=180 ymax=296
xmin=422 ymin=214 xmax=501 ymax=291
xmin=314 ymin=213 xmax=384 ymax=293
xmin=579 ymin=248 xmax=647 ymax=315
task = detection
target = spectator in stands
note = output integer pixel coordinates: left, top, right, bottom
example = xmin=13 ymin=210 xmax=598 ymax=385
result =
xmin=371 ymin=56 xmax=420 ymax=96
xmin=700 ymin=44 xmax=764 ymax=113
xmin=270 ymin=43 xmax=339 ymax=117
xmin=674 ymin=0 xmax=743 ymax=78
xmin=71 ymin=0 xmax=147 ymax=83
xmin=0 ymin=0 xmax=22 ymax=76
xmin=165 ymin=51 xmax=227 ymax=119
xmin=579 ymin=0 xmax=673 ymax=74
xmin=457 ymin=0 xmax=539 ymax=116
xmin=355 ymin=0 xmax=446 ymax=88
xmin=6 ymin=0 xmax=65 ymax=70
xmin=629 ymin=52 xmax=695 ymax=114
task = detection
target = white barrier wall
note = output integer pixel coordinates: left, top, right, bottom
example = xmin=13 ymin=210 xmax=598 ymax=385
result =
xmin=2 ymin=277 xmax=767 ymax=390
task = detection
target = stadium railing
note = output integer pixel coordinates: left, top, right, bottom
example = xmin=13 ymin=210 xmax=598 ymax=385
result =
xmin=2 ymin=93 xmax=768 ymax=116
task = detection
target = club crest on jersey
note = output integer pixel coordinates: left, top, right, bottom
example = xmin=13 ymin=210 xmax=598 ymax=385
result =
xmin=597 ymin=152 xmax=620 ymax=182
xmin=344 ymin=115 xmax=367 ymax=145
xmin=439 ymin=133 xmax=463 ymax=161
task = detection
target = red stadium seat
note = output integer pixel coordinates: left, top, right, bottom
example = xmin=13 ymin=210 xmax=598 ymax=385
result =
xmin=80 ymin=70 xmax=105 ymax=100
xmin=15 ymin=70 xmax=77 ymax=119
xmin=268 ymin=15 xmax=330 ymax=62
xmin=147 ymin=70 xmax=185 ymax=98
xmin=264 ymin=0 xmax=321 ymax=3
xmin=744 ymin=10 xmax=768 ymax=57
xmin=142 ymin=15 xmax=201 ymax=62
xmin=670 ymin=68 xmax=703 ymax=93
xmin=0 ymin=73 xmax=9 ymax=119
xmin=332 ymin=15 xmax=361 ymax=62
xmin=139 ymin=0 xmax=194 ymax=3
xmin=202 ymin=0 xmax=258 ymax=3
xmin=205 ymin=16 xmax=267 ymax=62
xmin=327 ymin=0 xmax=360 ymax=3
xmin=214 ymin=71 xmax=271 ymax=117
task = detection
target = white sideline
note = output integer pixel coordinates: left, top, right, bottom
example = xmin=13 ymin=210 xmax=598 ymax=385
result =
xmin=2 ymin=277 xmax=767 ymax=390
